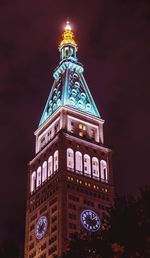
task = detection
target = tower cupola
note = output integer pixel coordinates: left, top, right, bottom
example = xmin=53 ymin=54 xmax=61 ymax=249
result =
xmin=59 ymin=20 xmax=78 ymax=61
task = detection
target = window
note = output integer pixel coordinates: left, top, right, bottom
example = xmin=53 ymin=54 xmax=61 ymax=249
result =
xmin=49 ymin=197 xmax=57 ymax=207
xmin=41 ymin=242 xmax=46 ymax=251
xmin=48 ymin=245 xmax=57 ymax=255
xmin=69 ymin=47 xmax=74 ymax=57
xmin=69 ymin=223 xmax=76 ymax=229
xmin=68 ymin=203 xmax=76 ymax=210
xmin=54 ymin=123 xmax=59 ymax=133
xmin=68 ymin=195 xmax=79 ymax=202
xmin=79 ymin=124 xmax=86 ymax=137
xmin=67 ymin=148 xmax=74 ymax=171
xmin=65 ymin=47 xmax=69 ymax=57
xmin=36 ymin=166 xmax=41 ymax=187
xmin=47 ymin=130 xmax=51 ymax=141
xmin=40 ymin=254 xmax=46 ymax=258
xmin=79 ymin=131 xmax=83 ymax=137
xmin=29 ymin=252 xmax=36 ymax=258
xmin=31 ymin=172 xmax=36 ymax=193
xmin=40 ymin=206 xmax=47 ymax=215
xmin=48 ymin=156 xmax=53 ymax=177
xmin=92 ymin=157 xmax=99 ymax=179
xmin=41 ymin=137 xmax=46 ymax=148
xmin=75 ymin=151 xmax=82 ymax=173
xmin=70 ymin=121 xmax=74 ymax=133
xmin=79 ymin=124 xmax=86 ymax=130
xmin=54 ymin=150 xmax=58 ymax=172
xmin=84 ymin=154 xmax=91 ymax=177
xmin=29 ymin=242 xmax=34 ymax=251
xmin=69 ymin=213 xmax=76 ymax=220
xmin=83 ymin=199 xmax=94 ymax=207
xmin=90 ymin=129 xmax=95 ymax=140
xmin=30 ymin=214 xmax=37 ymax=222
xmin=51 ymin=225 xmax=57 ymax=233
xmin=30 ymin=224 xmax=35 ymax=231
xmin=49 ymin=235 xmax=57 ymax=245
xmin=100 ymin=160 xmax=108 ymax=182
xmin=42 ymin=161 xmax=47 ymax=182
xmin=51 ymin=216 xmax=57 ymax=223
xmin=52 ymin=205 xmax=57 ymax=213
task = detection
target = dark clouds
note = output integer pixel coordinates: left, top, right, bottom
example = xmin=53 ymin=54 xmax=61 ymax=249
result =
xmin=0 ymin=0 xmax=150 ymax=245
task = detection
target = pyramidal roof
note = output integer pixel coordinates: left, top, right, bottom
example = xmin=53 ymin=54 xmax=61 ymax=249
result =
xmin=39 ymin=21 xmax=100 ymax=127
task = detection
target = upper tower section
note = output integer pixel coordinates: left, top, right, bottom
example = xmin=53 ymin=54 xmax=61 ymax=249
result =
xmin=59 ymin=20 xmax=77 ymax=61
xmin=39 ymin=21 xmax=100 ymax=127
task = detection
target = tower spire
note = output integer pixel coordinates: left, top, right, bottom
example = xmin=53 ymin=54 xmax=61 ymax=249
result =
xmin=59 ymin=20 xmax=77 ymax=48
xmin=39 ymin=21 xmax=100 ymax=126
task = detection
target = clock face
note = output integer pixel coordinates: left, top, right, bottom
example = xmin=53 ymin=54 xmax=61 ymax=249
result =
xmin=35 ymin=216 xmax=48 ymax=240
xmin=80 ymin=209 xmax=101 ymax=232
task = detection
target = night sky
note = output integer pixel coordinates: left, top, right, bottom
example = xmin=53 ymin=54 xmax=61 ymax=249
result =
xmin=0 ymin=0 xmax=150 ymax=249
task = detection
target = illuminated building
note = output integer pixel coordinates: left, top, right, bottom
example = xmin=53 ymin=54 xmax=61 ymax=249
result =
xmin=24 ymin=21 xmax=114 ymax=258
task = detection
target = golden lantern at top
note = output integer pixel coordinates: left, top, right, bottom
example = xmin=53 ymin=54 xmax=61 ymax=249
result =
xmin=59 ymin=20 xmax=77 ymax=48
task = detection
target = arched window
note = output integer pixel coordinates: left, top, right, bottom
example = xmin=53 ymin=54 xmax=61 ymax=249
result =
xmin=67 ymin=148 xmax=74 ymax=171
xmin=92 ymin=157 xmax=99 ymax=179
xmin=48 ymin=156 xmax=53 ymax=177
xmin=31 ymin=171 xmax=36 ymax=193
xmin=37 ymin=166 xmax=41 ymax=187
xmin=84 ymin=154 xmax=91 ymax=177
xmin=54 ymin=150 xmax=58 ymax=172
xmin=75 ymin=151 xmax=82 ymax=173
xmin=100 ymin=160 xmax=108 ymax=182
xmin=42 ymin=161 xmax=47 ymax=182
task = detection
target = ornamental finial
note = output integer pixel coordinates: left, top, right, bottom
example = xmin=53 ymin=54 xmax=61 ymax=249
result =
xmin=59 ymin=20 xmax=77 ymax=48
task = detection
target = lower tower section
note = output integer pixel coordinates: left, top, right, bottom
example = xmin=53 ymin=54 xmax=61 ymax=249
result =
xmin=24 ymin=128 xmax=114 ymax=258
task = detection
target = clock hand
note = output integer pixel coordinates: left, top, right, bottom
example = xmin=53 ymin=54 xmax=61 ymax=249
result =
xmin=91 ymin=216 xmax=97 ymax=221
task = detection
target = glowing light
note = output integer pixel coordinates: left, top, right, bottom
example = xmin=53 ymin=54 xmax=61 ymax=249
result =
xmin=65 ymin=20 xmax=72 ymax=31
xmin=59 ymin=20 xmax=77 ymax=47
xmin=100 ymin=160 xmax=108 ymax=182
xmin=67 ymin=148 xmax=74 ymax=170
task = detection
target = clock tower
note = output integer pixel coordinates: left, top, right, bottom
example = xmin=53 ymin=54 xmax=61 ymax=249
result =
xmin=24 ymin=21 xmax=114 ymax=258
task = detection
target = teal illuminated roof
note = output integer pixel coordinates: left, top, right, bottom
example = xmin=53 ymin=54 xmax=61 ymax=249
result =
xmin=39 ymin=59 xmax=100 ymax=127
xmin=39 ymin=22 xmax=100 ymax=127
